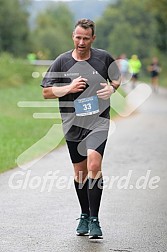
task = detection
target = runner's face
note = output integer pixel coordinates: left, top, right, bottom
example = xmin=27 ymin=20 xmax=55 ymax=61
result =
xmin=72 ymin=26 xmax=96 ymax=54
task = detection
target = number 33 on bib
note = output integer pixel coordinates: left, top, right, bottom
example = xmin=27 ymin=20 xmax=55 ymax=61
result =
xmin=74 ymin=95 xmax=99 ymax=116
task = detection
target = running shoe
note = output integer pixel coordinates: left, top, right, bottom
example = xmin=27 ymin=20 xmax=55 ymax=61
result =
xmin=89 ymin=217 xmax=103 ymax=239
xmin=76 ymin=214 xmax=89 ymax=236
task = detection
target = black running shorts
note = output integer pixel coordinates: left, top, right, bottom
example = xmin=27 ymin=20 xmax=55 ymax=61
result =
xmin=66 ymin=131 xmax=108 ymax=163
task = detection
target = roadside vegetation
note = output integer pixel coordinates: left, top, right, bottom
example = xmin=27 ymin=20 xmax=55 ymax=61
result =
xmin=0 ymin=57 xmax=59 ymax=173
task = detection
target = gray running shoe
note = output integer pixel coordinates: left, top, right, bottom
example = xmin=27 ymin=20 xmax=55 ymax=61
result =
xmin=76 ymin=214 xmax=89 ymax=236
xmin=89 ymin=217 xmax=103 ymax=239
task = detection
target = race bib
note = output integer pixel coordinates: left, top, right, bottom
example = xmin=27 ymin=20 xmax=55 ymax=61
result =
xmin=74 ymin=95 xmax=99 ymax=116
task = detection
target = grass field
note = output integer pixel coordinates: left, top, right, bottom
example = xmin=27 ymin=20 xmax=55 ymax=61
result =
xmin=0 ymin=77 xmax=64 ymax=173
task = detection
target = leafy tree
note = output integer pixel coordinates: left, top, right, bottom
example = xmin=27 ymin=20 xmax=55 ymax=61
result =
xmin=95 ymin=0 xmax=156 ymax=59
xmin=32 ymin=3 xmax=74 ymax=59
xmin=149 ymin=0 xmax=167 ymax=22
xmin=147 ymin=0 xmax=167 ymax=53
xmin=0 ymin=0 xmax=31 ymax=56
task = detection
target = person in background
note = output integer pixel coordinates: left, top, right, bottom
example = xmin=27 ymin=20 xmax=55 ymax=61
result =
xmin=147 ymin=57 xmax=161 ymax=92
xmin=27 ymin=52 xmax=36 ymax=63
xmin=117 ymin=53 xmax=129 ymax=85
xmin=128 ymin=54 xmax=142 ymax=88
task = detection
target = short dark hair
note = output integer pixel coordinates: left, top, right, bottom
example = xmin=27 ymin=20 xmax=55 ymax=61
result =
xmin=74 ymin=19 xmax=95 ymax=36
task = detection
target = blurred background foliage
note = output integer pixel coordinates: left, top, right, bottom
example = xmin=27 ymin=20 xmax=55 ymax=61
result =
xmin=0 ymin=53 xmax=36 ymax=87
xmin=0 ymin=0 xmax=166 ymax=60
xmin=95 ymin=0 xmax=156 ymax=58
xmin=31 ymin=3 xmax=74 ymax=59
xmin=0 ymin=0 xmax=167 ymax=86
xmin=0 ymin=0 xmax=166 ymax=87
xmin=0 ymin=0 xmax=31 ymax=57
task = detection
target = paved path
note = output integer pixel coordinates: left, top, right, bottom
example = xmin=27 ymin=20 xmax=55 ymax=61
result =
xmin=0 ymin=86 xmax=167 ymax=252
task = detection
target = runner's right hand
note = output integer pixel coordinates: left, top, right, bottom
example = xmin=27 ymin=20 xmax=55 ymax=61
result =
xmin=69 ymin=76 xmax=87 ymax=93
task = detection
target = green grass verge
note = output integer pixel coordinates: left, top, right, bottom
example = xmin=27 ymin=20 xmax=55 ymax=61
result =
xmin=0 ymin=79 xmax=64 ymax=173
xmin=0 ymin=78 xmax=126 ymax=173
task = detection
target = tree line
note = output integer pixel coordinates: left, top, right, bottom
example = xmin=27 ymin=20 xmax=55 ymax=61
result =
xmin=94 ymin=0 xmax=167 ymax=59
xmin=0 ymin=0 xmax=166 ymax=60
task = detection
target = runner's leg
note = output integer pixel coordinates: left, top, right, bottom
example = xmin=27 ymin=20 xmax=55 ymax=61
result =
xmin=87 ymin=150 xmax=103 ymax=217
xmin=73 ymin=160 xmax=90 ymax=216
xmin=66 ymin=140 xmax=90 ymax=216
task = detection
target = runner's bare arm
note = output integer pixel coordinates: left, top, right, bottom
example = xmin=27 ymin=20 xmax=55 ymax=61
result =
xmin=43 ymin=76 xmax=87 ymax=99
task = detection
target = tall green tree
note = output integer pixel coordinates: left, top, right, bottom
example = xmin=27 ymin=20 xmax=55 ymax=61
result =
xmin=95 ymin=0 xmax=156 ymax=58
xmin=0 ymin=0 xmax=31 ymax=56
xmin=32 ymin=3 xmax=74 ymax=59
xmin=147 ymin=0 xmax=167 ymax=53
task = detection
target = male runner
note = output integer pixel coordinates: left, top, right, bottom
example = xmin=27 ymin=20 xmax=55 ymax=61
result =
xmin=41 ymin=19 xmax=120 ymax=239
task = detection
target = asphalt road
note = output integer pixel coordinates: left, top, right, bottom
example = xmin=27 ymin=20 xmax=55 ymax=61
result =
xmin=0 ymin=85 xmax=167 ymax=252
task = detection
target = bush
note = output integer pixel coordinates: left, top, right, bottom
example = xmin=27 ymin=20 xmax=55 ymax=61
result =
xmin=0 ymin=53 xmax=36 ymax=87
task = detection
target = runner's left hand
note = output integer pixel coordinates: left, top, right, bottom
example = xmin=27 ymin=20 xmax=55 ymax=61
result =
xmin=96 ymin=83 xmax=114 ymax=100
